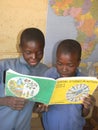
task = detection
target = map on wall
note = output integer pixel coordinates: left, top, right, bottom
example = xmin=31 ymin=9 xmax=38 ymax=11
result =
xmin=44 ymin=0 xmax=98 ymax=76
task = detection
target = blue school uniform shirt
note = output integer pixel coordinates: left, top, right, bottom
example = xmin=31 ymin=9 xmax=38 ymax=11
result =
xmin=0 ymin=56 xmax=48 ymax=130
xmin=42 ymin=67 xmax=85 ymax=130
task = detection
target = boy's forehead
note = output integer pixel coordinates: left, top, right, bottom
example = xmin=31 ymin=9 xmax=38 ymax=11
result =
xmin=57 ymin=49 xmax=77 ymax=55
xmin=23 ymin=41 xmax=44 ymax=47
xmin=56 ymin=52 xmax=79 ymax=60
xmin=21 ymin=41 xmax=44 ymax=51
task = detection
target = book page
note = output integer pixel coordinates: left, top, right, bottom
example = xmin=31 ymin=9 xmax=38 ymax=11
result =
xmin=49 ymin=77 xmax=98 ymax=104
xmin=5 ymin=69 xmax=56 ymax=104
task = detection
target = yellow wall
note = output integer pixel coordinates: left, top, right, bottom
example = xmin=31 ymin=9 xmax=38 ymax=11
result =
xmin=0 ymin=0 xmax=48 ymax=59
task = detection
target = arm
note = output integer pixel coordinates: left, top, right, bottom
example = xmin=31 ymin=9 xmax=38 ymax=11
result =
xmin=82 ymin=105 xmax=93 ymax=117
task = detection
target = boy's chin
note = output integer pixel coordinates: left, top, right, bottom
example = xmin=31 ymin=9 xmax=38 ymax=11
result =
xmin=60 ymin=73 xmax=75 ymax=77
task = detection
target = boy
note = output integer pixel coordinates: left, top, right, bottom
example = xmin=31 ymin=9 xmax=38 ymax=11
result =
xmin=0 ymin=28 xmax=48 ymax=130
xmin=42 ymin=39 xmax=95 ymax=130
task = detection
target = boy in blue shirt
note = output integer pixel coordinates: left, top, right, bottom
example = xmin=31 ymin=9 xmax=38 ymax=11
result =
xmin=42 ymin=39 xmax=95 ymax=130
xmin=0 ymin=28 xmax=48 ymax=130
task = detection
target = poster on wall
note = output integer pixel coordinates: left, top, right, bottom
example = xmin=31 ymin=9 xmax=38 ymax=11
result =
xmin=44 ymin=0 xmax=98 ymax=76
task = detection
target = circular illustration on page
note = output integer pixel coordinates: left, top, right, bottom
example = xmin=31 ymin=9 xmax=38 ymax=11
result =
xmin=66 ymin=84 xmax=89 ymax=102
xmin=7 ymin=77 xmax=40 ymax=98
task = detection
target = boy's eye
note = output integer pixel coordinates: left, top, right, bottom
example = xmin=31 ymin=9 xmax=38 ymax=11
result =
xmin=57 ymin=62 xmax=75 ymax=67
xmin=23 ymin=51 xmax=31 ymax=55
xmin=56 ymin=62 xmax=62 ymax=66
xmin=68 ymin=64 xmax=75 ymax=67
xmin=37 ymin=51 xmax=43 ymax=55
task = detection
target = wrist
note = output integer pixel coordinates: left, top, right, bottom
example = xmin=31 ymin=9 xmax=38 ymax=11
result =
xmin=82 ymin=105 xmax=94 ymax=118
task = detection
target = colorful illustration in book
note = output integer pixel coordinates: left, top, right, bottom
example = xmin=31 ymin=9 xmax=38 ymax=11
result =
xmin=66 ymin=84 xmax=89 ymax=102
xmin=8 ymin=77 xmax=40 ymax=98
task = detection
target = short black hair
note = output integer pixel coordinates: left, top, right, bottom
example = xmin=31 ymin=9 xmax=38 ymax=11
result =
xmin=19 ymin=28 xmax=45 ymax=47
xmin=57 ymin=39 xmax=82 ymax=61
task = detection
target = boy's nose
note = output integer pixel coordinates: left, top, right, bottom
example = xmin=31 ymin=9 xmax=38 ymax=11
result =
xmin=31 ymin=53 xmax=36 ymax=59
xmin=62 ymin=66 xmax=67 ymax=71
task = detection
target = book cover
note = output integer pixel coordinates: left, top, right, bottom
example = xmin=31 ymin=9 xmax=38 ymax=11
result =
xmin=5 ymin=69 xmax=98 ymax=105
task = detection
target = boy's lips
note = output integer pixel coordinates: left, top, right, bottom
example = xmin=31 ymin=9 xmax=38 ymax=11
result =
xmin=29 ymin=60 xmax=38 ymax=65
xmin=61 ymin=74 xmax=68 ymax=77
xmin=60 ymin=73 xmax=70 ymax=77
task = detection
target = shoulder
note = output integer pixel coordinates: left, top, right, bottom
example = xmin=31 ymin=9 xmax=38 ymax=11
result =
xmin=76 ymin=69 xmax=86 ymax=76
xmin=38 ymin=63 xmax=49 ymax=71
xmin=33 ymin=63 xmax=49 ymax=76
xmin=0 ymin=58 xmax=19 ymax=70
xmin=44 ymin=67 xmax=59 ymax=79
xmin=39 ymin=63 xmax=48 ymax=69
xmin=0 ymin=58 xmax=19 ymax=64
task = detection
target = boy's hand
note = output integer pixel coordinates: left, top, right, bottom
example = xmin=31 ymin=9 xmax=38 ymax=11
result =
xmin=82 ymin=95 xmax=96 ymax=117
xmin=3 ymin=96 xmax=28 ymax=110
xmin=83 ymin=95 xmax=96 ymax=109
xmin=33 ymin=102 xmax=48 ymax=112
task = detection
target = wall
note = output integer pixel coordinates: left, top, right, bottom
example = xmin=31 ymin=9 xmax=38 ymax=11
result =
xmin=0 ymin=0 xmax=48 ymax=59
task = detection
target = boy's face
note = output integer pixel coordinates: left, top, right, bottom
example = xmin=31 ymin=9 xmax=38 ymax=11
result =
xmin=56 ymin=52 xmax=80 ymax=77
xmin=20 ymin=41 xmax=44 ymax=66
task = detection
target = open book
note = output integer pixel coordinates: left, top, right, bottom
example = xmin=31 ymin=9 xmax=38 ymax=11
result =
xmin=5 ymin=69 xmax=98 ymax=105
